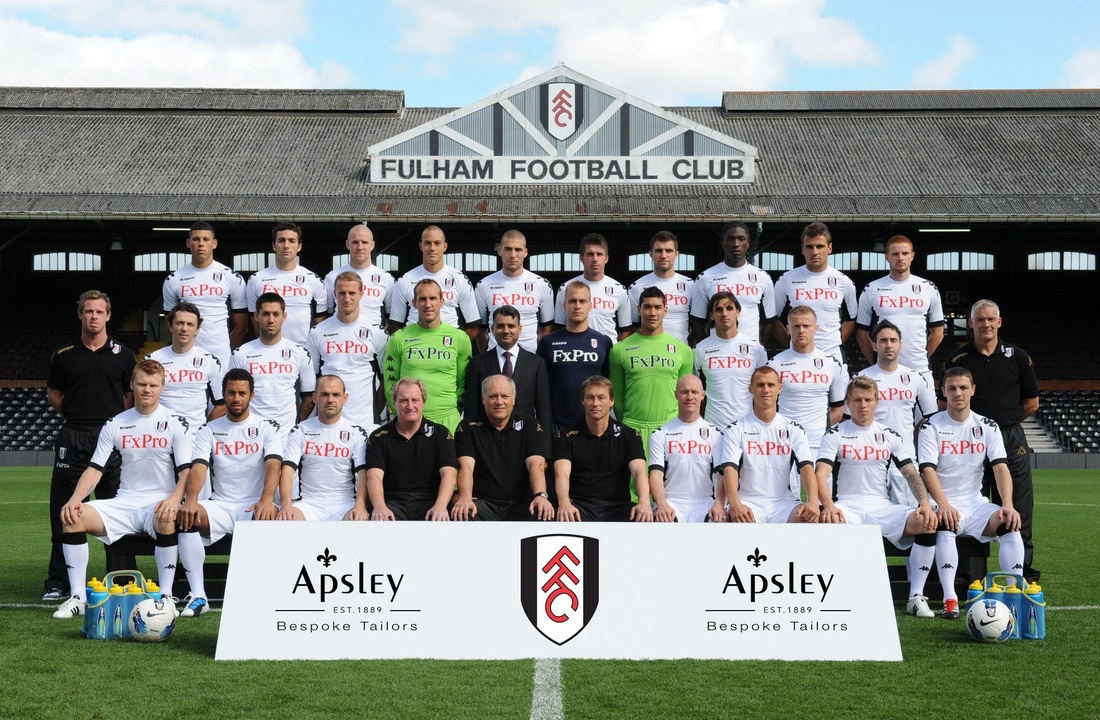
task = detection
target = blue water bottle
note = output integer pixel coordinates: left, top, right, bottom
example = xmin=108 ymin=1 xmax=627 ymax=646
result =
xmin=966 ymin=579 xmax=984 ymax=608
xmin=1023 ymin=582 xmax=1046 ymax=640
xmin=1003 ymin=583 xmax=1024 ymax=639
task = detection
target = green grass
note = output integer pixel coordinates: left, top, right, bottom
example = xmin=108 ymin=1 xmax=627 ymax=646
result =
xmin=2 ymin=468 xmax=1098 ymax=719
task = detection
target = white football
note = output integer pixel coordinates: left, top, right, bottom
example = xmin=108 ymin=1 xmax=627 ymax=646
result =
xmin=966 ymin=599 xmax=1014 ymax=643
xmin=129 ymin=597 xmax=178 ymax=642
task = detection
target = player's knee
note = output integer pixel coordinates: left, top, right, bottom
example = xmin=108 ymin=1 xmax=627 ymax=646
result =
xmin=914 ymin=532 xmax=936 ymax=547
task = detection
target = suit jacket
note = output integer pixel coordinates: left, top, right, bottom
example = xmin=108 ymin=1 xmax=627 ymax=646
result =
xmin=464 ymin=347 xmax=552 ymax=433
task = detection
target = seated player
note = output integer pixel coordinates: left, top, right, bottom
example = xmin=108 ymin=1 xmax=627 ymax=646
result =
xmin=277 ymin=375 xmax=370 ymax=521
xmin=716 ymin=366 xmax=819 ymax=524
xmin=553 ymin=375 xmax=652 ymax=522
xmin=170 ymin=369 xmax=282 ymax=618
xmin=649 ymin=375 xmax=723 ymax=523
xmin=53 ymin=359 xmax=192 ymax=619
xmin=915 ymin=367 xmax=1024 ymax=619
xmin=366 ymin=377 xmax=457 ymax=521
xmin=816 ymin=375 xmax=938 ymax=615
xmin=452 ymin=374 xmax=553 ymax=521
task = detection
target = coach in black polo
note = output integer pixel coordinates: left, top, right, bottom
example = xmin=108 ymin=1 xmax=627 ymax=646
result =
xmin=941 ymin=299 xmax=1040 ymax=582
xmin=553 ymin=375 xmax=652 ymax=522
xmin=366 ymin=377 xmax=457 ymax=521
xmin=43 ymin=290 xmax=136 ymax=601
xmin=452 ymin=374 xmax=553 ymax=521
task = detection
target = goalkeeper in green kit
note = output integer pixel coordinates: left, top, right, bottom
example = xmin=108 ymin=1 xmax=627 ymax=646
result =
xmin=609 ymin=286 xmax=694 ymax=497
xmin=384 ymin=279 xmax=471 ymax=433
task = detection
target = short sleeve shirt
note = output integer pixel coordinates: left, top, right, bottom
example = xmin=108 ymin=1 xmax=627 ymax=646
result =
xmin=47 ymin=336 xmax=136 ymax=432
xmin=282 ymin=416 xmax=368 ymax=502
xmin=367 ymin=419 xmax=458 ymax=502
xmin=553 ymin=420 xmax=644 ymax=503
xmin=245 ymin=264 xmax=328 ymax=346
xmin=90 ymin=406 xmax=193 ymax=498
xmin=454 ymin=414 xmax=545 ymax=500
xmin=192 ymin=414 xmax=283 ymax=504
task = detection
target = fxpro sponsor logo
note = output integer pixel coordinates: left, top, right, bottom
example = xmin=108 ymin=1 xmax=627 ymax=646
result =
xmin=273 ymin=545 xmax=418 ymax=636
xmin=704 ymin=545 xmax=849 ymax=636
xmin=520 ymin=534 xmax=599 ymax=645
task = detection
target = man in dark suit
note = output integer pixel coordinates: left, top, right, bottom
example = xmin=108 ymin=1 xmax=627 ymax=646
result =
xmin=465 ymin=305 xmax=552 ymax=435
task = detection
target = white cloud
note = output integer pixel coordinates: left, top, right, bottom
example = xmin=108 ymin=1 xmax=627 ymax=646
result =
xmin=392 ymin=0 xmax=879 ymax=103
xmin=0 ymin=3 xmax=350 ymax=87
xmin=1062 ymin=48 xmax=1100 ymax=87
xmin=910 ymin=34 xmax=978 ymax=89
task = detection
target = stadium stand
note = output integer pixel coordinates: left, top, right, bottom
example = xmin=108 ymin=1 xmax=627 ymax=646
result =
xmin=1037 ymin=390 xmax=1100 ymax=453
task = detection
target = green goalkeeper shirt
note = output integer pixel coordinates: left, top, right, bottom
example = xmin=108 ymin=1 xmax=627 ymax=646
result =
xmin=384 ymin=322 xmax=472 ymax=429
xmin=608 ymin=331 xmax=693 ymax=428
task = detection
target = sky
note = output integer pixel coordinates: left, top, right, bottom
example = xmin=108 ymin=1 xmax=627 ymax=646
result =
xmin=0 ymin=0 xmax=1097 ymax=106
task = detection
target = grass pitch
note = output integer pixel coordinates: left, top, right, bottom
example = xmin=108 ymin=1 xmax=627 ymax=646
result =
xmin=2 ymin=468 xmax=1097 ymax=720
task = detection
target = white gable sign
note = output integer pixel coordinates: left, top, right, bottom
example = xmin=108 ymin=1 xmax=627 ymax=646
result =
xmin=368 ymin=65 xmax=757 ymax=185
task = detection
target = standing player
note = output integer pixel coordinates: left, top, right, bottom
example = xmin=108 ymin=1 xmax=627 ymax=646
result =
xmin=307 ymin=272 xmax=389 ymax=428
xmin=147 ymin=302 xmax=226 ymax=429
xmin=387 ymin=225 xmax=481 ymax=344
xmin=474 ymin=229 xmax=555 ymax=352
xmin=229 ymin=293 xmax=317 ymax=431
xmin=324 ymin=223 xmax=395 ymax=329
xmin=277 ymin=376 xmax=370 ymax=522
xmin=162 ymin=221 xmax=247 ymax=367
xmin=859 ymin=321 xmax=937 ymax=505
xmin=608 ymin=287 xmax=694 ymax=464
xmin=773 ymin=222 xmax=858 ymax=362
xmin=172 ymin=368 xmax=282 ymax=618
xmin=855 ymin=234 xmax=944 ymax=388
xmin=553 ymin=233 xmax=631 ymax=343
xmin=815 ymin=376 xmax=938 ymax=616
xmin=452 ymin=375 xmax=553 ymax=521
xmin=694 ymin=291 xmax=768 ymax=428
xmin=716 ymin=366 xmax=819 ymax=524
xmin=366 ymin=378 xmax=457 ymax=521
xmin=384 ymin=279 xmax=472 ymax=433
xmin=537 ymin=281 xmax=612 ymax=433
xmin=649 ymin=375 xmax=723 ymax=523
xmin=52 ymin=360 xmax=192 ymax=619
xmin=553 ymin=376 xmax=652 ymax=523
xmin=628 ymin=231 xmax=693 ymax=343
xmin=917 ymin=367 xmax=1025 ymax=619
xmin=941 ymin=299 xmax=1039 ymax=581
xmin=43 ymin=290 xmax=136 ymax=601
xmin=690 ymin=221 xmax=777 ymax=345
xmin=767 ymin=306 xmax=847 ymax=492
xmin=245 ymin=222 xmax=327 ymax=346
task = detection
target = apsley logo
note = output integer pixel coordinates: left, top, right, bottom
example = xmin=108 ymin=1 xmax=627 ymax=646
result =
xmin=156 ymin=421 xmax=168 ymax=433
xmin=972 ymin=426 xmax=984 ymax=440
xmin=282 ymin=349 xmax=293 ymax=360
xmin=248 ymin=426 xmax=259 ymax=439
xmin=520 ymin=534 xmax=599 ymax=645
xmin=545 ymin=82 xmax=580 ymax=141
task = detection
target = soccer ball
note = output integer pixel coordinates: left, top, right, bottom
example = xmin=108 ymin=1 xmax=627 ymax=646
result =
xmin=128 ymin=597 xmax=177 ymax=642
xmin=966 ymin=599 xmax=1015 ymax=643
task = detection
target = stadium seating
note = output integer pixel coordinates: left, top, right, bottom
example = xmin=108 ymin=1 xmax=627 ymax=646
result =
xmin=1037 ymin=390 xmax=1100 ymax=452
xmin=0 ymin=387 xmax=60 ymax=451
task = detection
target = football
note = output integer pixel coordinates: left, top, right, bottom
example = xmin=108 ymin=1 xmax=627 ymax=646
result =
xmin=966 ymin=599 xmax=1015 ymax=643
xmin=128 ymin=597 xmax=178 ymax=642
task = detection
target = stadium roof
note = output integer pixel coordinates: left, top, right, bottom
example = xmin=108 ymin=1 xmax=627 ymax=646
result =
xmin=1 ymin=82 xmax=1099 ymax=223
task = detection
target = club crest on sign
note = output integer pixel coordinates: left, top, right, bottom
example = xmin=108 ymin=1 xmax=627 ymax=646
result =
xmin=520 ymin=534 xmax=599 ymax=645
xmin=545 ymin=82 xmax=578 ymax=141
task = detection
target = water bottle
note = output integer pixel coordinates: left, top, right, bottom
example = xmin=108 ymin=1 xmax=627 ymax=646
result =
xmin=985 ymin=582 xmax=1005 ymax=606
xmin=1023 ymin=582 xmax=1046 ymax=640
xmin=87 ymin=578 xmax=108 ymax=606
xmin=966 ymin=579 xmax=984 ymax=608
xmin=1003 ymin=584 xmax=1024 ymax=639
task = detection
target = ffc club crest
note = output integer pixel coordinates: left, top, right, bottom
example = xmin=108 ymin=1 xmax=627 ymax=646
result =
xmin=590 ymin=339 xmax=599 ymax=349
xmin=339 ymin=430 xmax=350 ymax=443
xmin=524 ymin=282 xmax=534 ymax=293
xmin=193 ymin=357 xmax=204 ymax=368
xmin=444 ymin=277 xmax=455 ymax=288
xmin=676 ymin=282 xmax=686 ymax=293
xmin=1004 ymin=347 xmax=1014 ymax=357
xmin=212 ymin=272 xmax=223 ymax=283
xmin=779 ymin=429 xmax=790 ymax=441
xmin=358 ymin=328 xmax=370 ymax=342
xmin=874 ymin=433 xmax=885 ymax=445
xmin=520 ymin=534 xmax=599 ymax=645
xmin=605 ymin=286 xmax=614 ymax=296
xmin=295 ymin=275 xmax=305 ymax=285
xmin=282 ymin=349 xmax=293 ymax=360
xmin=443 ymin=336 xmax=453 ymax=347
xmin=813 ymin=358 xmax=824 ymax=369
xmin=699 ymin=427 xmax=710 ymax=440
xmin=667 ymin=344 xmax=676 ymax=354
xmin=156 ymin=421 xmax=168 ymax=433
xmin=828 ymin=277 xmax=837 ymax=288
xmin=912 ymin=284 xmax=922 ymax=295
xmin=739 ymin=344 xmax=749 ymax=356
xmin=973 ymin=426 xmax=984 ymax=440
xmin=371 ymin=274 xmax=380 ymax=284
xmin=900 ymin=373 xmax=911 ymax=385
xmin=545 ymin=82 xmax=580 ymax=141
xmin=247 ymin=427 xmax=259 ymax=439
xmin=748 ymin=272 xmax=757 ymax=283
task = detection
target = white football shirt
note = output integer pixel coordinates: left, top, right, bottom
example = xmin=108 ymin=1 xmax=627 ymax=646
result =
xmin=282 ymin=416 xmax=369 ymax=501
xmin=858 ymin=363 xmax=937 ymax=455
xmin=388 ymin=264 xmax=480 ymax=329
xmin=716 ymin=412 xmax=812 ymax=500
xmin=90 ymin=406 xmax=192 ymax=498
xmin=306 ymin=316 xmax=389 ymax=427
xmin=818 ymin=419 xmax=911 ymax=503
xmin=324 ymin=264 xmax=395 ymax=329
xmin=767 ymin=348 xmax=847 ymax=444
xmin=690 ymin=261 xmax=776 ymax=344
xmin=648 ymin=416 xmax=718 ymax=502
xmin=774 ymin=266 xmax=858 ymax=358
xmin=856 ymin=275 xmax=944 ymax=372
xmin=245 ymin=264 xmax=327 ymax=346
xmin=474 ymin=269 xmax=555 ymax=351
xmin=554 ymin=274 xmax=631 ymax=343
xmin=162 ymin=261 xmax=247 ymax=366
xmin=145 ymin=345 xmax=225 ymax=428
xmin=917 ymin=410 xmax=1007 ymax=506
xmin=628 ymin=272 xmax=694 ymax=343
xmin=192 ymin=414 xmax=283 ymax=505
xmin=229 ymin=338 xmax=317 ymax=431
xmin=693 ymin=332 xmax=768 ymax=427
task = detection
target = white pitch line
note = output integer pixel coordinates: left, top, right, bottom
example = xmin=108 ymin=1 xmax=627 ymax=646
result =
xmin=1036 ymin=502 xmax=1100 ymax=507
xmin=1048 ymin=605 xmax=1100 ymax=611
xmin=0 ymin=501 xmax=47 ymax=505
xmin=0 ymin=602 xmax=221 ymax=613
xmin=530 ymin=657 xmax=563 ymax=720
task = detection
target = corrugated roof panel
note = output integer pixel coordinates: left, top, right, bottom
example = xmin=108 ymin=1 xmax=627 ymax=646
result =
xmin=722 ymin=89 xmax=1100 ymax=112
